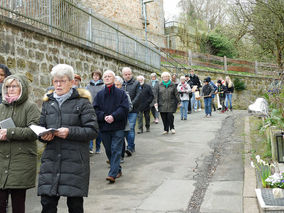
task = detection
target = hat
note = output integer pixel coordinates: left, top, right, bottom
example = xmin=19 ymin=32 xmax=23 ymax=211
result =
xmin=74 ymin=74 xmax=81 ymax=81
xmin=217 ymin=80 xmax=222 ymax=84
xmin=185 ymin=74 xmax=189 ymax=77
xmin=207 ymin=77 xmax=211 ymax=82
xmin=204 ymin=78 xmax=210 ymax=83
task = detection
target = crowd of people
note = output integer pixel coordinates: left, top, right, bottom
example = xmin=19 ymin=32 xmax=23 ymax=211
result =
xmin=0 ymin=63 xmax=234 ymax=213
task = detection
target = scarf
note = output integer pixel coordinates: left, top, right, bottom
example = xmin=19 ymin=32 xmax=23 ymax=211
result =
xmin=4 ymin=94 xmax=19 ymax=104
xmin=91 ymin=79 xmax=103 ymax=86
xmin=151 ymin=80 xmax=158 ymax=87
xmin=107 ymin=84 xmax=113 ymax=93
xmin=54 ymin=89 xmax=73 ymax=107
xmin=162 ymin=80 xmax=171 ymax=88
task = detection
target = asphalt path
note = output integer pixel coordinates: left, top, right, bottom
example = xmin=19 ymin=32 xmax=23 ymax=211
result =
xmin=16 ymin=110 xmax=245 ymax=213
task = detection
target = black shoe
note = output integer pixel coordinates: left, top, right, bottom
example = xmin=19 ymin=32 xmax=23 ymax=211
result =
xmin=146 ymin=128 xmax=150 ymax=132
xmin=137 ymin=129 xmax=143 ymax=134
xmin=125 ymin=149 xmax=132 ymax=157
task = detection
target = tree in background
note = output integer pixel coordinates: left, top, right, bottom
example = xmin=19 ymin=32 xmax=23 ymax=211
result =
xmin=233 ymin=0 xmax=284 ymax=69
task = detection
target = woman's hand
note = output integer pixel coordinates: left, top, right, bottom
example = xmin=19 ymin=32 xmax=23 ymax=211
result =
xmin=41 ymin=132 xmax=54 ymax=141
xmin=0 ymin=129 xmax=7 ymax=141
xmin=54 ymin=128 xmax=69 ymax=139
xmin=105 ymin=115 xmax=114 ymax=124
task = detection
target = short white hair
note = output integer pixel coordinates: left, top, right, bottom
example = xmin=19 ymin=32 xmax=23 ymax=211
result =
xmin=122 ymin=67 xmax=132 ymax=74
xmin=114 ymin=76 xmax=123 ymax=84
xmin=51 ymin=64 xmax=74 ymax=80
xmin=161 ymin=72 xmax=171 ymax=78
xmin=180 ymin=76 xmax=185 ymax=80
xmin=137 ymin=75 xmax=145 ymax=81
xmin=150 ymin=73 xmax=157 ymax=77
xmin=103 ymin=70 xmax=116 ymax=78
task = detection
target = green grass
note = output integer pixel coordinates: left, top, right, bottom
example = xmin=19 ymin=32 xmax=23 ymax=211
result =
xmin=250 ymin=116 xmax=272 ymax=161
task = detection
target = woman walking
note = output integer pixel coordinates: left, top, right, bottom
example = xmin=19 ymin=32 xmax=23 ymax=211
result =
xmin=177 ymin=76 xmax=191 ymax=120
xmin=155 ymin=72 xmax=180 ymax=134
xmin=225 ymin=76 xmax=234 ymax=111
xmin=0 ymin=74 xmax=40 ymax=213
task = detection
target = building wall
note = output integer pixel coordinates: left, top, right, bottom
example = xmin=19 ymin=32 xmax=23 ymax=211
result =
xmin=78 ymin=0 xmax=165 ymax=47
xmin=0 ymin=17 xmax=155 ymax=107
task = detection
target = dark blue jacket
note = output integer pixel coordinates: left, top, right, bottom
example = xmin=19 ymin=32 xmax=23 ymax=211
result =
xmin=94 ymin=85 xmax=129 ymax=132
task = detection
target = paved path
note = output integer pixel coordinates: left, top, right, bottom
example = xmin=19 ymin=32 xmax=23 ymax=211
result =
xmin=21 ymin=110 xmax=245 ymax=213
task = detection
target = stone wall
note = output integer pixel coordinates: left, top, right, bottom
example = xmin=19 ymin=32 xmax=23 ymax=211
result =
xmin=163 ymin=65 xmax=274 ymax=110
xmin=0 ymin=17 xmax=153 ymax=107
xmin=78 ymin=0 xmax=165 ymax=47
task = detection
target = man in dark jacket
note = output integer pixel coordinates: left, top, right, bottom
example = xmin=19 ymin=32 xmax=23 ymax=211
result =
xmin=190 ymin=69 xmax=202 ymax=112
xmin=136 ymin=75 xmax=154 ymax=133
xmin=38 ymin=64 xmax=98 ymax=213
xmin=121 ymin=67 xmax=140 ymax=156
xmin=94 ymin=70 xmax=129 ymax=183
xmin=201 ymin=78 xmax=214 ymax=117
xmin=0 ymin=64 xmax=11 ymax=104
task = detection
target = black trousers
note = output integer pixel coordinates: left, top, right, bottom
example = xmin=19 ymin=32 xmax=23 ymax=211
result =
xmin=160 ymin=112 xmax=174 ymax=132
xmin=41 ymin=195 xmax=83 ymax=213
xmin=138 ymin=109 xmax=150 ymax=130
xmin=0 ymin=189 xmax=26 ymax=213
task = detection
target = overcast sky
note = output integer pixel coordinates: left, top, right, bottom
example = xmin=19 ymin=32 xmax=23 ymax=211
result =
xmin=163 ymin=0 xmax=181 ymax=21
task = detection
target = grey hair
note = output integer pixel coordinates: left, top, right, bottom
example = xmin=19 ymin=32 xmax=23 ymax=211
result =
xmin=122 ymin=67 xmax=132 ymax=74
xmin=103 ymin=70 xmax=116 ymax=78
xmin=150 ymin=73 xmax=157 ymax=77
xmin=114 ymin=76 xmax=123 ymax=84
xmin=136 ymin=75 xmax=145 ymax=81
xmin=51 ymin=64 xmax=74 ymax=80
xmin=180 ymin=76 xmax=185 ymax=80
xmin=161 ymin=72 xmax=171 ymax=78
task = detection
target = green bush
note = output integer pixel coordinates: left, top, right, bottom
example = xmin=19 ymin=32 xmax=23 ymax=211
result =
xmin=200 ymin=33 xmax=237 ymax=58
xmin=233 ymin=78 xmax=246 ymax=91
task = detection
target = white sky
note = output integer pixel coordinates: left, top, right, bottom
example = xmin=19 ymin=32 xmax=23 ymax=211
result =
xmin=163 ymin=0 xmax=181 ymax=21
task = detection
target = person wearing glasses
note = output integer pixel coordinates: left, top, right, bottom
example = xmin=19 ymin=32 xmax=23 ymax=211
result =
xmin=0 ymin=74 xmax=40 ymax=213
xmin=37 ymin=64 xmax=98 ymax=213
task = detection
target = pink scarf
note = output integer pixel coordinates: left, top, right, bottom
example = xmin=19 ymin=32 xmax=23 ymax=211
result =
xmin=4 ymin=94 xmax=19 ymax=104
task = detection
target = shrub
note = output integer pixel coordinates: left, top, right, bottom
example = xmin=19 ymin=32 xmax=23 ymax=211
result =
xmin=233 ymin=78 xmax=246 ymax=91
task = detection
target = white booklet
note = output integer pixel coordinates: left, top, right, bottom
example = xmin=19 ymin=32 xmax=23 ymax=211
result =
xmin=29 ymin=125 xmax=58 ymax=136
xmin=0 ymin=117 xmax=16 ymax=129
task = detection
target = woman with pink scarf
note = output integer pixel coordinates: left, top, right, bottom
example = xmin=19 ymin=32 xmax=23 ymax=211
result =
xmin=0 ymin=74 xmax=40 ymax=213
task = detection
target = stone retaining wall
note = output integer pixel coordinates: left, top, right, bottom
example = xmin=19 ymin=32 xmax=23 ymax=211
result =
xmin=0 ymin=17 xmax=153 ymax=107
xmin=163 ymin=65 xmax=274 ymax=110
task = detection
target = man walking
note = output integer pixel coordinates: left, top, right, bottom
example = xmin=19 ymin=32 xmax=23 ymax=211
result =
xmin=94 ymin=70 xmax=129 ymax=183
xmin=190 ymin=69 xmax=201 ymax=112
xmin=136 ymin=75 xmax=154 ymax=133
xmin=122 ymin=67 xmax=140 ymax=156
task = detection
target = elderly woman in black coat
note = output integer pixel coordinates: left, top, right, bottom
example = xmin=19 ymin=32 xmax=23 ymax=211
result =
xmin=38 ymin=64 xmax=98 ymax=213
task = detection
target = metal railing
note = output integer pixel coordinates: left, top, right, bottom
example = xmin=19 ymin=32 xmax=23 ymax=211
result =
xmin=0 ymin=0 xmax=161 ymax=70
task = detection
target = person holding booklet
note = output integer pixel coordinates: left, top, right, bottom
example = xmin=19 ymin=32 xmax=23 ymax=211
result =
xmin=0 ymin=74 xmax=40 ymax=213
xmin=37 ymin=64 xmax=98 ymax=213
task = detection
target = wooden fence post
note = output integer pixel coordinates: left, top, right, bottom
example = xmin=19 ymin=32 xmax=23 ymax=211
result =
xmin=255 ymin=60 xmax=258 ymax=74
xmin=188 ymin=49 xmax=192 ymax=66
xmin=224 ymin=56 xmax=228 ymax=72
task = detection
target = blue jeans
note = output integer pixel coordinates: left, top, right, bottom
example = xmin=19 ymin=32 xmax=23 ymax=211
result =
xmin=89 ymin=132 xmax=102 ymax=152
xmin=101 ymin=130 xmax=124 ymax=178
xmin=204 ymin=98 xmax=212 ymax=116
xmin=180 ymin=100 xmax=189 ymax=119
xmin=126 ymin=113 xmax=137 ymax=152
xmin=225 ymin=93 xmax=233 ymax=109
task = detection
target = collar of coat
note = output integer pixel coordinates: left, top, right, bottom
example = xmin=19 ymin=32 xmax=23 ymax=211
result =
xmin=43 ymin=88 xmax=92 ymax=103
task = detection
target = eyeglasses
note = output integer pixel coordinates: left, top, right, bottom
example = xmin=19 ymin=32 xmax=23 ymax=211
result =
xmin=6 ymin=85 xmax=19 ymax=89
xmin=53 ymin=80 xmax=69 ymax=85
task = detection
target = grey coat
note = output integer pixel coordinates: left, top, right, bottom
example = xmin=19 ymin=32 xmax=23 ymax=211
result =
xmin=37 ymin=88 xmax=99 ymax=197
xmin=156 ymin=82 xmax=180 ymax=113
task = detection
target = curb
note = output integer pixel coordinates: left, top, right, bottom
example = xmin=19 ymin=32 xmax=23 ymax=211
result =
xmin=243 ymin=116 xmax=260 ymax=213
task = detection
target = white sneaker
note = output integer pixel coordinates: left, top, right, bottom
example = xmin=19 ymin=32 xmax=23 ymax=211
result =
xmin=162 ymin=131 xmax=168 ymax=135
xmin=89 ymin=150 xmax=94 ymax=154
xmin=198 ymin=108 xmax=202 ymax=111
xmin=171 ymin=129 xmax=176 ymax=134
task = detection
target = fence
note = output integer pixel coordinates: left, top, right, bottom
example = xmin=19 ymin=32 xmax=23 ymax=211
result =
xmin=0 ymin=0 xmax=161 ymax=70
xmin=161 ymin=48 xmax=280 ymax=76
